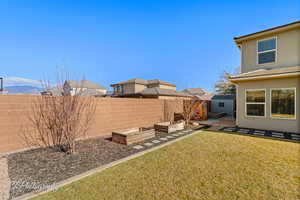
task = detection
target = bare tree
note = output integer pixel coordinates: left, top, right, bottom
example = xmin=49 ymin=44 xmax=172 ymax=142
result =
xmin=182 ymin=98 xmax=203 ymax=126
xmin=215 ymin=68 xmax=239 ymax=95
xmin=21 ymin=75 xmax=96 ymax=154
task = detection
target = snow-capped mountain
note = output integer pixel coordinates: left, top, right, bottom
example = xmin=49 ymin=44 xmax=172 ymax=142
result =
xmin=2 ymin=77 xmax=43 ymax=94
xmin=3 ymin=77 xmax=42 ymax=87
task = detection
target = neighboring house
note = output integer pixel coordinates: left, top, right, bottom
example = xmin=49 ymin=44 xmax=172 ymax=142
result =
xmin=183 ymin=88 xmax=214 ymax=115
xmin=111 ymin=78 xmax=191 ymax=99
xmin=0 ymin=77 xmax=8 ymax=94
xmin=41 ymin=87 xmax=62 ymax=96
xmin=0 ymin=77 xmax=3 ymax=92
xmin=211 ymin=95 xmax=236 ymax=116
xmin=42 ymin=80 xmax=107 ymax=97
xmin=182 ymin=88 xmax=214 ymax=120
xmin=182 ymin=88 xmax=214 ymax=101
xmin=230 ymin=21 xmax=300 ymax=133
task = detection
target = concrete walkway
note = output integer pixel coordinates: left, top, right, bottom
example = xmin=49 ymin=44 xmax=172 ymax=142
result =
xmin=196 ymin=116 xmax=236 ymax=127
xmin=0 ymin=156 xmax=10 ymax=200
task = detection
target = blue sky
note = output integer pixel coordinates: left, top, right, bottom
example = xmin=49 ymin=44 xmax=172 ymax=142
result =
xmin=0 ymin=0 xmax=299 ymax=91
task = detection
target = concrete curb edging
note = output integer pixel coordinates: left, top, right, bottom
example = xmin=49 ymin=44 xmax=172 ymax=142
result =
xmin=208 ymin=129 xmax=300 ymax=143
xmin=0 ymin=157 xmax=10 ymax=200
xmin=13 ymin=130 xmax=202 ymax=200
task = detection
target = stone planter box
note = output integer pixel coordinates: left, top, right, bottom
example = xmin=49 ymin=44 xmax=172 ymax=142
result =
xmin=154 ymin=121 xmax=185 ymax=133
xmin=112 ymin=127 xmax=155 ymax=145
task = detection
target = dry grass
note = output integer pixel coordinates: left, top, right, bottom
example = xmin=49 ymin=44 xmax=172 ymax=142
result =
xmin=34 ymin=131 xmax=300 ymax=200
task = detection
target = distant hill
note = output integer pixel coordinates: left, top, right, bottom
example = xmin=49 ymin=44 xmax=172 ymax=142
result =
xmin=1 ymin=77 xmax=43 ymax=94
xmin=4 ymin=85 xmax=42 ymax=94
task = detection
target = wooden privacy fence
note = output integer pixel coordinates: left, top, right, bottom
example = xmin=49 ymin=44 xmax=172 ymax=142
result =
xmin=193 ymin=101 xmax=209 ymax=120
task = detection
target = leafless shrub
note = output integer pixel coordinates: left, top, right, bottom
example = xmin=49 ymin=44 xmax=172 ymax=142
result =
xmin=183 ymin=98 xmax=203 ymax=126
xmin=21 ymin=75 xmax=96 ymax=154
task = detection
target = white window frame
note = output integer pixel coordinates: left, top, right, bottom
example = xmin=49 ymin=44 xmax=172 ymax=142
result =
xmin=257 ymin=37 xmax=277 ymax=65
xmin=245 ymin=89 xmax=266 ymax=118
xmin=270 ymin=88 xmax=297 ymax=120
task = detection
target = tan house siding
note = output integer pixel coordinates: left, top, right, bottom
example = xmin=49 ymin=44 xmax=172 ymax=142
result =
xmin=134 ymin=84 xmax=147 ymax=93
xmin=241 ymin=28 xmax=300 ymax=73
xmin=113 ymin=83 xmax=147 ymax=95
xmin=147 ymin=83 xmax=176 ymax=90
xmin=158 ymin=84 xmax=176 ymax=90
xmin=121 ymin=83 xmax=134 ymax=94
xmin=236 ymin=77 xmax=300 ymax=133
xmin=96 ymin=88 xmax=107 ymax=94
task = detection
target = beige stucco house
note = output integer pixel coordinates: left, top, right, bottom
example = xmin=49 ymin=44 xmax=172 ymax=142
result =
xmin=111 ymin=78 xmax=191 ymax=99
xmin=42 ymin=80 xmax=107 ymax=97
xmin=230 ymin=21 xmax=300 ymax=133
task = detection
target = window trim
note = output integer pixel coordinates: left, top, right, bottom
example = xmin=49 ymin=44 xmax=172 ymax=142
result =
xmin=245 ymin=89 xmax=266 ymax=118
xmin=270 ymin=87 xmax=297 ymax=120
xmin=256 ymin=36 xmax=277 ymax=65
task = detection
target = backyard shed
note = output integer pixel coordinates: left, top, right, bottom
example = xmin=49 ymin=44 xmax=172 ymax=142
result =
xmin=211 ymin=95 xmax=236 ymax=117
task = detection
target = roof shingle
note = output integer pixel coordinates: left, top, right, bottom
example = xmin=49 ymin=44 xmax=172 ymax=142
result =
xmin=67 ymin=80 xmax=106 ymax=90
xmin=140 ymin=87 xmax=191 ymax=97
xmin=111 ymin=78 xmax=176 ymax=87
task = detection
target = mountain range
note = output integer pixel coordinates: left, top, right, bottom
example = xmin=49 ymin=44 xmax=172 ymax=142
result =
xmin=2 ymin=77 xmax=43 ymax=94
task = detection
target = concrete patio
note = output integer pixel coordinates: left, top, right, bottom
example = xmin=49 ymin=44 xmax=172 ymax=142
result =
xmin=197 ymin=116 xmax=236 ymax=127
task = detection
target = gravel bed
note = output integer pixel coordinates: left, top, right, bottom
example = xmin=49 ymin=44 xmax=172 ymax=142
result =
xmin=8 ymin=129 xmax=196 ymax=199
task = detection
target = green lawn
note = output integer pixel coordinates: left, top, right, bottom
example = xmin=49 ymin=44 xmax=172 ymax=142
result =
xmin=34 ymin=131 xmax=300 ymax=200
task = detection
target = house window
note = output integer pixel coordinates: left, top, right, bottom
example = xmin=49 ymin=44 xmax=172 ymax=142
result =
xmin=271 ymin=88 xmax=296 ymax=119
xmin=218 ymin=102 xmax=224 ymax=107
xmin=114 ymin=86 xmax=121 ymax=93
xmin=257 ymin=38 xmax=276 ymax=64
xmin=246 ymin=89 xmax=266 ymax=117
xmin=120 ymin=85 xmax=124 ymax=94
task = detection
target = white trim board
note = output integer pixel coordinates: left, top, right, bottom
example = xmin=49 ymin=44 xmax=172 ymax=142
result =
xmin=245 ymin=89 xmax=266 ymax=118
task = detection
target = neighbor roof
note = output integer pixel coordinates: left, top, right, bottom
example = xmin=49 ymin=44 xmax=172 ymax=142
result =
xmin=195 ymin=93 xmax=214 ymax=101
xmin=229 ymin=66 xmax=300 ymax=82
xmin=41 ymin=87 xmax=105 ymax=97
xmin=212 ymin=94 xmax=235 ymax=100
xmin=182 ymin=88 xmax=214 ymax=101
xmin=140 ymin=87 xmax=191 ymax=97
xmin=111 ymin=78 xmax=148 ymax=86
xmin=147 ymin=79 xmax=176 ymax=87
xmin=111 ymin=78 xmax=176 ymax=87
xmin=234 ymin=20 xmax=300 ymax=44
xmin=79 ymin=89 xmax=105 ymax=97
xmin=67 ymin=80 xmax=106 ymax=90
xmin=182 ymin=88 xmax=206 ymax=95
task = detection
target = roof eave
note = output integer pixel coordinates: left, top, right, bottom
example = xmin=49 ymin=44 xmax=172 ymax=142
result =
xmin=234 ymin=21 xmax=300 ymax=45
xmin=229 ymin=72 xmax=300 ymax=83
